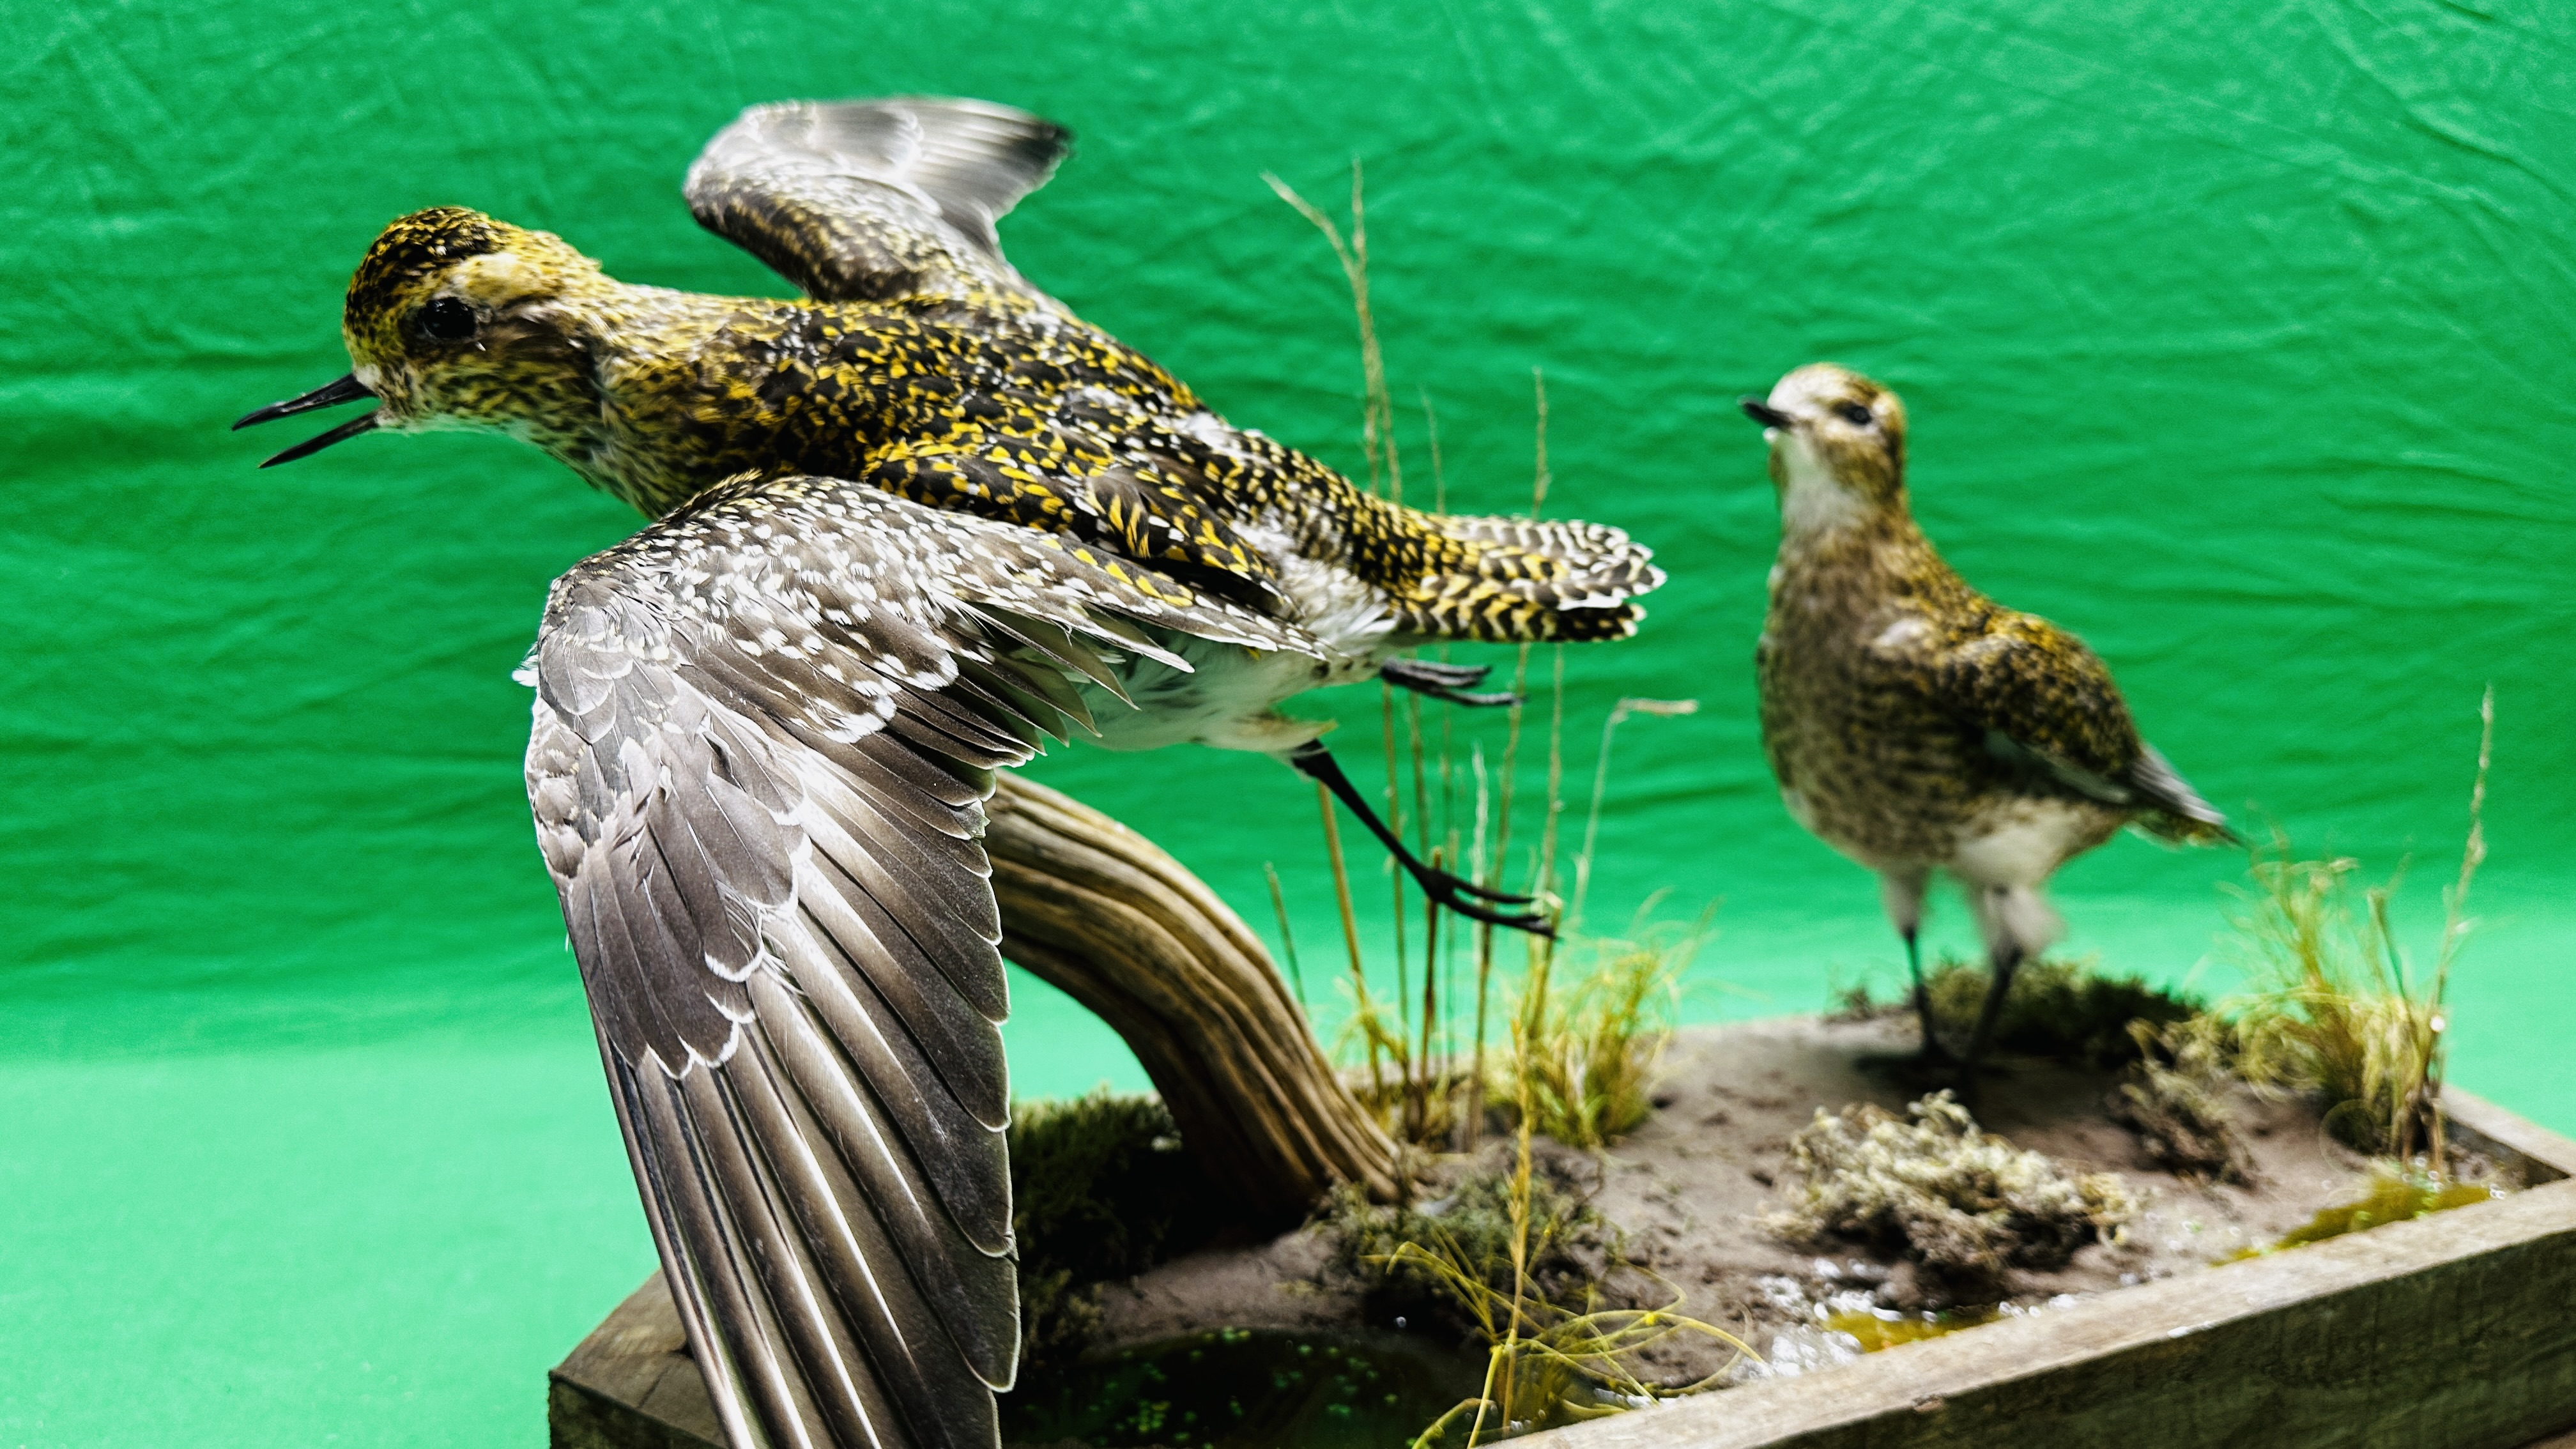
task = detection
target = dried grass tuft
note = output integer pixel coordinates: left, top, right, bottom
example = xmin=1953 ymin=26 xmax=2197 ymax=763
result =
xmin=1328 ymin=1126 xmax=1750 ymax=1446
xmin=2204 ymin=688 xmax=2492 ymax=1162
xmin=1490 ymin=925 xmax=1692 ymax=1150
xmin=2112 ymin=1018 xmax=2256 ymax=1183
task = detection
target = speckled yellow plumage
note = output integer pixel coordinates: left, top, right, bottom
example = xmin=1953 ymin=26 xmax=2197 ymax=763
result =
xmin=336 ymin=204 xmax=1655 ymax=646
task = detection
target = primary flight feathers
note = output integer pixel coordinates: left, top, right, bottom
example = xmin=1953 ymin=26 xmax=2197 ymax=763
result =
xmin=686 ymin=96 xmax=1072 ymax=303
xmin=530 ymin=478 xmax=1323 ymax=1449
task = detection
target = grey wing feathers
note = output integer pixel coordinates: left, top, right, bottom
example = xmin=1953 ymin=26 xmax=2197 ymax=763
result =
xmin=2124 ymin=744 xmax=2239 ymax=845
xmin=526 ymin=476 xmax=1319 ymax=1449
xmin=687 ymin=96 xmax=1070 ymax=305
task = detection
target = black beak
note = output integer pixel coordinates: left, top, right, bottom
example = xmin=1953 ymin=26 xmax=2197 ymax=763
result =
xmin=235 ymin=373 xmax=379 ymax=467
xmin=255 ymin=410 xmax=379 ymax=468
xmin=235 ymin=373 xmax=372 ymax=430
xmin=1738 ymin=397 xmax=1793 ymax=429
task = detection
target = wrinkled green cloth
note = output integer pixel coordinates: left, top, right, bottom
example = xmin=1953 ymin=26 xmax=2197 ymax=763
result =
xmin=3 ymin=0 xmax=2569 ymax=1442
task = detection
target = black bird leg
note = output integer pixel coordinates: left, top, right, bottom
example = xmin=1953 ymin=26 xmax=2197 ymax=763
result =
xmin=1379 ymin=657 xmax=1521 ymax=709
xmin=1904 ymin=928 xmax=1955 ymax=1066
xmin=1287 ymin=742 xmax=1554 ymax=935
xmin=1962 ymin=940 xmax=2023 ymax=1072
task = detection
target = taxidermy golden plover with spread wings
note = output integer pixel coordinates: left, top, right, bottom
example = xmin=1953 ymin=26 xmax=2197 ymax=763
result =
xmin=234 ymin=96 xmax=1662 ymax=1449
xmin=239 ymin=96 xmax=1662 ymax=933
xmin=1738 ymin=364 xmax=2234 ymax=1072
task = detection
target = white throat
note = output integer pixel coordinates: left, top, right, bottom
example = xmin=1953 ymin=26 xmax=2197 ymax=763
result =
xmin=1772 ymin=430 xmax=1870 ymax=540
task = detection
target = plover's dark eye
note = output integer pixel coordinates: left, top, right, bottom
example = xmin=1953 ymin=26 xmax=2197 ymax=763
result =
xmin=418 ymin=296 xmax=478 ymax=341
xmin=1836 ymin=401 xmax=1874 ymax=427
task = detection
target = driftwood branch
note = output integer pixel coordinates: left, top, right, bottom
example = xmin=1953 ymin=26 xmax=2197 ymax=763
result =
xmin=984 ymin=772 xmax=1400 ymax=1222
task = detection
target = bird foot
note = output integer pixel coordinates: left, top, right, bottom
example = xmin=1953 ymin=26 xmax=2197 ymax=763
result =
xmin=1381 ymin=658 xmax=1521 ymax=709
xmin=1439 ymin=871 xmax=1536 ymax=905
xmin=1407 ymin=861 xmax=1554 ymax=935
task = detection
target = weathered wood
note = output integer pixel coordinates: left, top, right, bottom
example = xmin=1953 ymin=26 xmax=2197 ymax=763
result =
xmin=983 ymin=772 xmax=1400 ymax=1218
xmin=2448 ymin=1091 xmax=2576 ymax=1188
xmin=548 ymin=1273 xmax=723 ymax=1449
xmin=1526 ymin=1158 xmax=2576 ymax=1449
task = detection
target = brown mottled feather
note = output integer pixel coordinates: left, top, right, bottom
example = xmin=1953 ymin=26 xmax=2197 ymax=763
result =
xmin=1752 ymin=364 xmax=2232 ymax=882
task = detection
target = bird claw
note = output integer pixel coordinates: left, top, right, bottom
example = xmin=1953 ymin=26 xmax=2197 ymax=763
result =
xmin=1429 ymin=885 xmax=1554 ymax=935
xmin=1380 ymin=658 xmax=1521 ymax=708
xmin=1425 ymin=687 xmax=1522 ymax=709
xmin=1445 ymin=872 xmax=1537 ymax=905
xmin=1404 ymin=860 xmax=1552 ymax=933
xmin=1383 ymin=657 xmax=1490 ymax=689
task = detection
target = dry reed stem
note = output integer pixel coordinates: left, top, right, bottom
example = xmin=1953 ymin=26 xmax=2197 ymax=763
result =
xmin=1319 ymin=780 xmax=1383 ymax=1103
xmin=1570 ymin=698 xmax=1700 ymax=935
xmin=1263 ymin=860 xmax=1307 ymax=1013
xmin=1264 ymin=164 xmax=1402 ymax=501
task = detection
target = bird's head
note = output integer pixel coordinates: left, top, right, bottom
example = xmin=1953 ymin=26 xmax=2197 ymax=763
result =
xmin=1736 ymin=364 xmax=1910 ymax=535
xmin=236 ymin=208 xmax=612 ymax=465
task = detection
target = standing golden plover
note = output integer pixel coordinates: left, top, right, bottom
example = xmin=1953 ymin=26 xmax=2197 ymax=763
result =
xmin=234 ymin=96 xmax=1662 ymax=1449
xmin=1739 ymin=363 xmax=2234 ymax=1070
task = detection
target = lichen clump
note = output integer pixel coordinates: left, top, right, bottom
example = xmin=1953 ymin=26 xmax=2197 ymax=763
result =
xmin=1767 ymin=1092 xmax=2135 ymax=1283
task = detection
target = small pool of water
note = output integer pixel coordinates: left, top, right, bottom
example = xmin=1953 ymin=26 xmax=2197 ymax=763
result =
xmin=2230 ymin=1174 xmax=2503 ymax=1261
xmin=1820 ymin=1304 xmax=2003 ymax=1351
xmin=1001 ymin=1326 xmax=1486 ymax=1449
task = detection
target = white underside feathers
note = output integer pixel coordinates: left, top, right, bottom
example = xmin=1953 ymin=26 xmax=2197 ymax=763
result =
xmin=1774 ymin=432 xmax=1871 ymax=539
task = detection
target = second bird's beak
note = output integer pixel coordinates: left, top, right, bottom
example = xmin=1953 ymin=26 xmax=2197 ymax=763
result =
xmin=234 ymin=373 xmax=379 ymax=468
xmin=1738 ymin=397 xmax=1793 ymax=430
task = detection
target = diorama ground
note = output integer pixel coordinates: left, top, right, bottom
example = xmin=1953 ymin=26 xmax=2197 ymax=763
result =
xmin=1073 ymin=1015 xmax=2492 ymax=1400
xmin=550 ymin=1011 xmax=2573 ymax=1449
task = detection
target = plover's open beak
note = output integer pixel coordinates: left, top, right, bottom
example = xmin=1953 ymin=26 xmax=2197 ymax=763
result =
xmin=234 ymin=373 xmax=379 ymax=467
xmin=1738 ymin=397 xmax=1793 ymax=429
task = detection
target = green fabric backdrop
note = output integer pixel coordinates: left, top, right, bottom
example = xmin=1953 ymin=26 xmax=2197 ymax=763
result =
xmin=4 ymin=1 xmax=2569 ymax=1443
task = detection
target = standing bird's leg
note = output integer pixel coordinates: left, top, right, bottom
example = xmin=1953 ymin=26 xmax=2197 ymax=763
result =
xmin=1878 ymin=869 xmax=1949 ymax=1063
xmin=1964 ymin=941 xmax=2024 ymax=1070
xmin=1903 ymin=931 xmax=1956 ymax=1065
xmin=1287 ymin=742 xmax=1552 ymax=935
xmin=1962 ymin=882 xmax=2054 ymax=1071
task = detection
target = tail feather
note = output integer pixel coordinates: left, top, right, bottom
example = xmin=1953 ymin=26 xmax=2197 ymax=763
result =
xmin=1393 ymin=512 xmax=1666 ymax=643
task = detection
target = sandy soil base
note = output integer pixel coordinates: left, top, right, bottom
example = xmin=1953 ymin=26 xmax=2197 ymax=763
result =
xmin=1089 ymin=1015 xmax=2467 ymax=1382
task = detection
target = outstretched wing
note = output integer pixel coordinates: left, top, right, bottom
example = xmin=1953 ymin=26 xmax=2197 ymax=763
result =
xmin=523 ymin=476 xmax=1316 ymax=1449
xmin=686 ymin=96 xmax=1070 ymax=307
xmin=1931 ymin=611 xmax=2232 ymax=842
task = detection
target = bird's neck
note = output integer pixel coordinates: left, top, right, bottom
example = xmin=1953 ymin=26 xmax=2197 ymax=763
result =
xmin=1768 ymin=431 xmax=1906 ymax=545
xmin=1768 ymin=504 xmax=1961 ymax=622
xmin=536 ymin=286 xmax=882 ymax=518
xmin=541 ymin=286 xmax=1146 ymax=519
